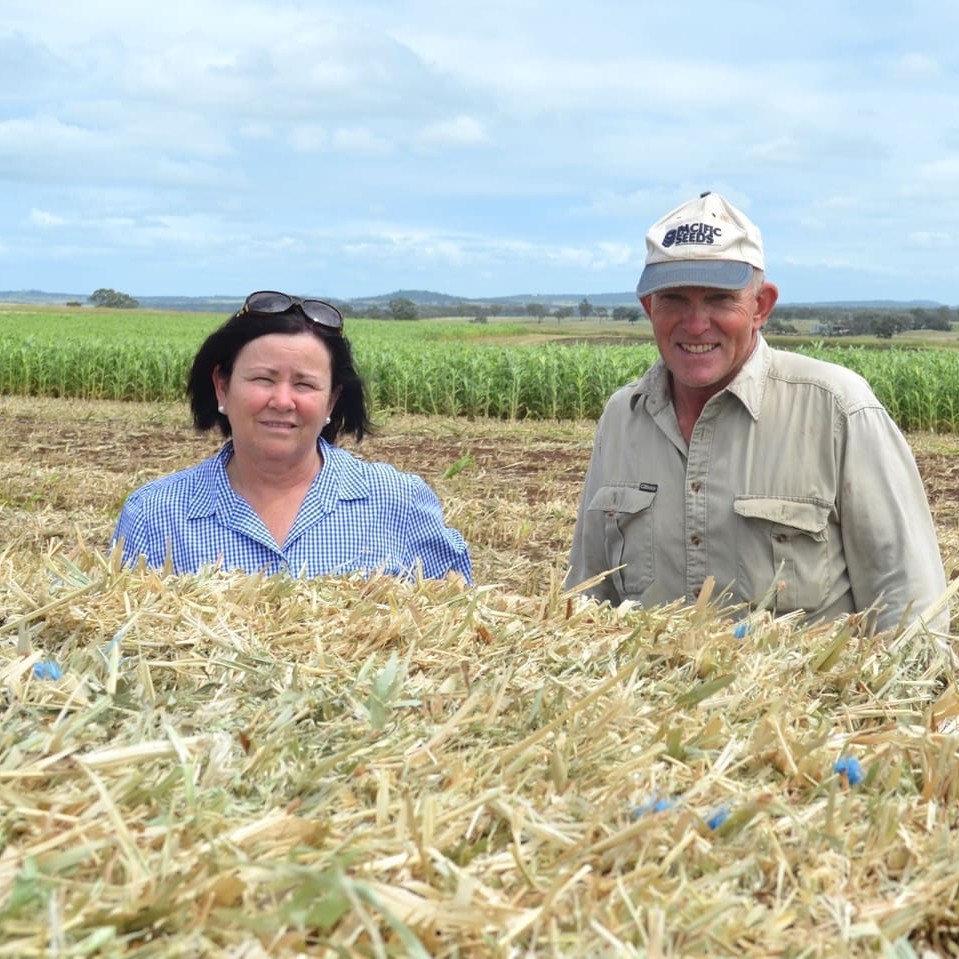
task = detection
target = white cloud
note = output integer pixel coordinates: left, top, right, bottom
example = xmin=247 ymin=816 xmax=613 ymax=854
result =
xmin=148 ymin=158 xmax=245 ymax=189
xmin=238 ymin=123 xmax=275 ymax=140
xmin=907 ymin=231 xmax=953 ymax=249
xmin=331 ymin=128 xmax=394 ymax=156
xmin=594 ymin=242 xmax=635 ymax=268
xmin=814 ymin=196 xmax=862 ymax=211
xmin=890 ymin=52 xmax=941 ymax=81
xmin=0 ymin=116 xmax=99 ymax=155
xmin=745 ymin=138 xmax=809 ymax=167
xmin=2 ymin=0 xmax=959 ymax=301
xmin=916 ymin=157 xmax=959 ymax=182
xmin=26 ymin=209 xmax=68 ymax=228
xmin=288 ymin=125 xmax=393 ymax=155
xmin=337 ymin=222 xmax=637 ymax=279
xmin=416 ymin=115 xmax=488 ymax=149
xmin=288 ymin=125 xmax=330 ymax=153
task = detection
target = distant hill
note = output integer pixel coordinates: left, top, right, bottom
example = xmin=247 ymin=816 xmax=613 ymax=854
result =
xmin=350 ymin=289 xmax=471 ymax=307
xmin=0 ymin=289 xmax=86 ymax=306
xmin=0 ymin=289 xmax=949 ymax=312
xmin=782 ymin=299 xmax=943 ymax=310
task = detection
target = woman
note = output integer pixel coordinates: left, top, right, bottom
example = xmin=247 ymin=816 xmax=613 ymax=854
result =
xmin=113 ymin=291 xmax=472 ymax=582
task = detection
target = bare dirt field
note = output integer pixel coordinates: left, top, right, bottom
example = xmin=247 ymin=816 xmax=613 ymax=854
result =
xmin=2 ymin=395 xmax=957 ymax=597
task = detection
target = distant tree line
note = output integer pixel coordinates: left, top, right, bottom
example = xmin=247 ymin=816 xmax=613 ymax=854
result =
xmin=768 ymin=305 xmax=958 ymax=339
xmin=77 ymin=290 xmax=958 ymax=339
xmin=339 ymin=297 xmax=492 ymax=321
xmin=89 ymin=288 xmax=140 ymax=309
xmin=343 ymin=297 xmax=622 ymax=323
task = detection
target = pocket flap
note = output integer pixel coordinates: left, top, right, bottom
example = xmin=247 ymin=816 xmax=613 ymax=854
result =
xmin=588 ymin=485 xmax=656 ymax=515
xmin=733 ymin=496 xmax=829 ymax=534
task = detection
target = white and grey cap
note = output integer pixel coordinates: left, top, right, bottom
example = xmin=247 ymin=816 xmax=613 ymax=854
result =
xmin=636 ymin=192 xmax=765 ymax=298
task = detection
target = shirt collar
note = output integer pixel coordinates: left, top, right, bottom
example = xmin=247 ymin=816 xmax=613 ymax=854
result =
xmin=630 ymin=334 xmax=771 ymax=421
xmin=185 ymin=438 xmax=372 ymax=521
xmin=724 ymin=335 xmax=771 ymax=420
xmin=183 ymin=442 xmax=236 ymax=519
xmin=311 ymin=440 xmax=371 ymax=503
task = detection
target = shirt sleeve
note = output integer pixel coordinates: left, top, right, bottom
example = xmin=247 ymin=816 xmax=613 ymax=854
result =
xmin=837 ymin=406 xmax=949 ymax=632
xmin=565 ymin=413 xmax=620 ymax=603
xmin=402 ymin=476 xmax=473 ymax=583
xmin=112 ymin=490 xmax=156 ymax=568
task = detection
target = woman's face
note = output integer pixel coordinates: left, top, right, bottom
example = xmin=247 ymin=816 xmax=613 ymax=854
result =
xmin=213 ymin=332 xmax=340 ymax=469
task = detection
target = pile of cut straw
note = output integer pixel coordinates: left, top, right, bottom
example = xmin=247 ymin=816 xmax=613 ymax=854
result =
xmin=3 ymin=543 xmax=958 ymax=957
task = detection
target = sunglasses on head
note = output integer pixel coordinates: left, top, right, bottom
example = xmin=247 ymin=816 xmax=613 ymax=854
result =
xmin=236 ymin=290 xmax=344 ymax=331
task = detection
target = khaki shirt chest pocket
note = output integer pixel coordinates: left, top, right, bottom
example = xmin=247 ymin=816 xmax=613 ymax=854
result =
xmin=733 ymin=496 xmax=831 ymax=613
xmin=587 ymin=485 xmax=656 ymax=599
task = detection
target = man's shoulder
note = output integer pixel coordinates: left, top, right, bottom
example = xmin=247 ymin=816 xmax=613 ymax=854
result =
xmin=765 ymin=346 xmax=876 ymax=400
xmin=603 ymin=361 xmax=665 ymax=409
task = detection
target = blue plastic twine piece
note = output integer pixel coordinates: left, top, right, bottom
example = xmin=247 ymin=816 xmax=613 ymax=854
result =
xmin=33 ymin=660 xmax=63 ymax=681
xmin=632 ymin=796 xmax=675 ymax=818
xmin=705 ymin=806 xmax=729 ymax=830
xmin=732 ymin=623 xmax=750 ymax=639
xmin=834 ymin=756 xmax=864 ymax=786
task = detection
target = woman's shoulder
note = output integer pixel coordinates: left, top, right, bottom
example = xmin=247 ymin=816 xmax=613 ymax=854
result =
xmin=123 ymin=452 xmax=223 ymax=509
xmin=325 ymin=444 xmax=432 ymax=496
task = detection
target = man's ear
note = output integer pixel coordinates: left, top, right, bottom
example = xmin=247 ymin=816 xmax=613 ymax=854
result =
xmin=755 ymin=283 xmax=779 ymax=327
xmin=639 ymin=295 xmax=653 ymax=319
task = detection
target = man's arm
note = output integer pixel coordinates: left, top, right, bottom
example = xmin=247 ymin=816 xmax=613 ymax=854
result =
xmin=838 ymin=406 xmax=949 ymax=632
xmin=565 ymin=420 xmax=620 ymax=604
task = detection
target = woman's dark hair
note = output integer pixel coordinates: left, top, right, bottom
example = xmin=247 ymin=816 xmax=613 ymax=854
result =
xmin=187 ymin=308 xmax=373 ymax=443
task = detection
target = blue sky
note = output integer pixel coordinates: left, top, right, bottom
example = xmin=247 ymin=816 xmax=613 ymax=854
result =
xmin=2 ymin=0 xmax=959 ymax=304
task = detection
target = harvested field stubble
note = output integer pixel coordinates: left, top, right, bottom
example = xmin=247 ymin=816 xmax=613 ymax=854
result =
xmin=2 ymin=395 xmax=959 ymax=957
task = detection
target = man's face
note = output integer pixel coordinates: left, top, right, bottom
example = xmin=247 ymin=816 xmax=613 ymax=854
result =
xmin=641 ymin=282 xmax=778 ymax=399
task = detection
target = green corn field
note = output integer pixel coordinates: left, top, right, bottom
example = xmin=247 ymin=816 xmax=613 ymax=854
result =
xmin=2 ymin=307 xmax=959 ymax=429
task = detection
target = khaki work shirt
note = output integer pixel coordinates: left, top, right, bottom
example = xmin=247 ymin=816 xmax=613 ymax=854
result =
xmin=566 ymin=337 xmax=949 ymax=632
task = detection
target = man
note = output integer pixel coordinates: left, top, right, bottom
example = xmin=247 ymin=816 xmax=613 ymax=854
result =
xmin=566 ymin=192 xmax=949 ymax=632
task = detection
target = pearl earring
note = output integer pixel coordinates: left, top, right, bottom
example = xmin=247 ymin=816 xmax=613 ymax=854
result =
xmin=324 ymin=416 xmax=331 ymax=425
xmin=218 ymin=405 xmax=226 ymax=414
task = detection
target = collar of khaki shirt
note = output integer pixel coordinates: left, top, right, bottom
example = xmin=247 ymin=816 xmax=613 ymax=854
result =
xmin=629 ymin=334 xmax=772 ymax=423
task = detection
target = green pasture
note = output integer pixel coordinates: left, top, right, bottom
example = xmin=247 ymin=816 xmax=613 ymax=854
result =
xmin=3 ymin=306 xmax=959 ymax=429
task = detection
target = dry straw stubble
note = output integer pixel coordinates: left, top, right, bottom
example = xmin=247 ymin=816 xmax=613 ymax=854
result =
xmin=1 ymin=396 xmax=959 ymax=956
xmin=2 ymin=544 xmax=959 ymax=957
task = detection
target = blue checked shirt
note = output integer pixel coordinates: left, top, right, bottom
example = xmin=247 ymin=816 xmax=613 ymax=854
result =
xmin=113 ymin=439 xmax=472 ymax=582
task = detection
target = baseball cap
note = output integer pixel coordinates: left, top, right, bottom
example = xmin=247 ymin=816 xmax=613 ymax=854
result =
xmin=636 ymin=192 xmax=765 ymax=298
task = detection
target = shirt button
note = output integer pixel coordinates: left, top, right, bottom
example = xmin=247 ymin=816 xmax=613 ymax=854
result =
xmin=690 ymin=534 xmax=702 ymax=546
xmin=690 ymin=481 xmax=702 ymax=493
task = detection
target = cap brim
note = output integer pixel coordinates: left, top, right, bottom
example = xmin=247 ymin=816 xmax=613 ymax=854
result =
xmin=636 ymin=260 xmax=753 ymax=298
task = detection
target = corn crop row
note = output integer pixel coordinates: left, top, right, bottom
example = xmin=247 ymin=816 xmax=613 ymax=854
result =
xmin=2 ymin=319 xmax=959 ymax=429
xmin=361 ymin=342 xmax=652 ymax=420
xmin=0 ymin=333 xmax=652 ymax=420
